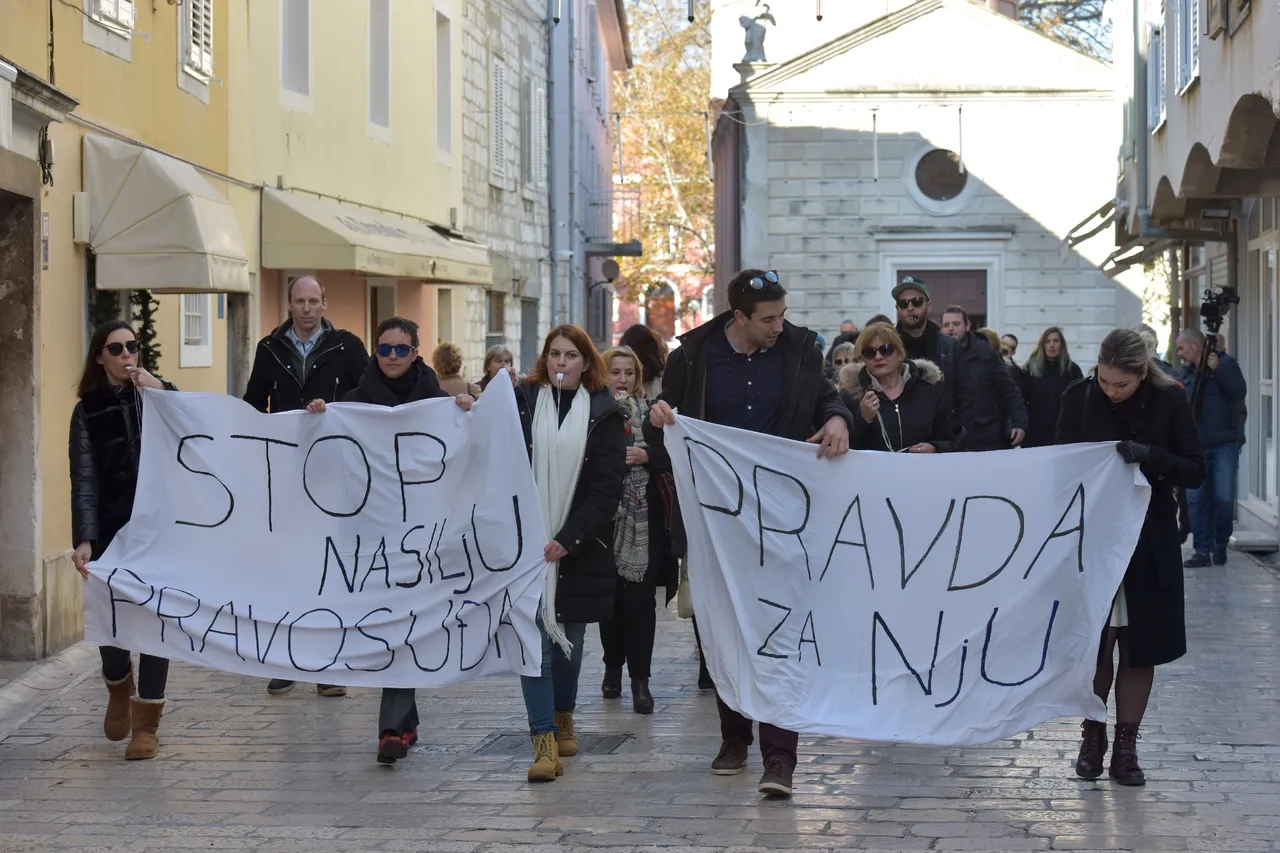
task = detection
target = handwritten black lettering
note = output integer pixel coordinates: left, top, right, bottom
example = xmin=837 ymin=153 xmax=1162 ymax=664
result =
xmin=198 ymin=601 xmax=244 ymax=660
xmin=798 ymin=611 xmax=821 ymax=665
xmin=404 ymin=600 xmax=454 ymax=673
xmin=174 ymin=435 xmax=235 ymax=528
xmin=947 ymin=496 xmax=1026 ymax=591
xmin=888 ymin=497 xmax=955 ymax=589
xmin=819 ymin=495 xmax=873 ymax=588
xmin=346 ymin=608 xmax=396 ymax=672
xmin=358 ymin=537 xmax=391 ymax=592
xmin=302 ymin=435 xmax=372 ymax=518
xmin=396 ymin=524 xmax=429 ymax=588
xmin=456 ymin=600 xmax=492 ymax=672
xmin=493 ymin=589 xmax=527 ymax=666
xmin=469 ymin=497 xmax=524 ymax=572
xmin=756 ymin=598 xmax=792 ymax=659
xmin=229 ymin=434 xmax=298 ymax=532
xmin=154 ymin=587 xmax=200 ymax=651
xmin=249 ymin=604 xmax=291 ymax=665
xmin=287 ymin=608 xmax=347 ymax=672
xmin=318 ymin=535 xmax=363 ymax=595
xmin=106 ymin=568 xmax=155 ymax=637
xmin=870 ymin=610 xmax=950 ymax=706
xmin=394 ymin=431 xmax=447 ymax=522
xmin=684 ymin=438 xmax=743 ymax=516
xmin=753 ymin=465 xmax=811 ymax=575
xmin=1023 ymin=484 xmax=1086 ymax=579
xmin=980 ymin=600 xmax=1060 ymax=687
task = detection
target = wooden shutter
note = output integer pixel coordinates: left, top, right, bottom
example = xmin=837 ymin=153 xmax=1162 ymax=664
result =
xmin=490 ymin=57 xmax=507 ymax=183
xmin=186 ymin=0 xmax=214 ymax=77
xmin=534 ymin=84 xmax=547 ymax=188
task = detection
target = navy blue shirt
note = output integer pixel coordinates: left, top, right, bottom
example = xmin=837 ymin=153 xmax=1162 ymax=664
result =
xmin=704 ymin=320 xmax=787 ymax=434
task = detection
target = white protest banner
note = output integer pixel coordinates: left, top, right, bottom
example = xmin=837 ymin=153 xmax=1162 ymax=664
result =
xmin=84 ymin=377 xmax=545 ymax=687
xmin=667 ymin=416 xmax=1151 ymax=746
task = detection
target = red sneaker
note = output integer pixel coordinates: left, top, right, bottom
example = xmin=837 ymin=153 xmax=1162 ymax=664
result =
xmin=377 ymin=730 xmax=408 ymax=764
xmin=401 ymin=727 xmax=419 ymax=747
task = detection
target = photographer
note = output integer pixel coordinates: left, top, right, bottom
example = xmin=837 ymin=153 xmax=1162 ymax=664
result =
xmin=1175 ymin=328 xmax=1247 ymax=567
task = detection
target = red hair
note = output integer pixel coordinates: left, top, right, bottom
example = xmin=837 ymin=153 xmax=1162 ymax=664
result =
xmin=527 ymin=324 xmax=607 ymax=393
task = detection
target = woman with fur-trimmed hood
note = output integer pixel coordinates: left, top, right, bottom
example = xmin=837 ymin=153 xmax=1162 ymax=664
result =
xmin=838 ymin=323 xmax=957 ymax=453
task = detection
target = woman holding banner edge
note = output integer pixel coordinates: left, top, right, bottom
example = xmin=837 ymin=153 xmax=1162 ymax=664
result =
xmin=512 ymin=324 xmax=627 ymax=782
xmin=1055 ymin=328 xmax=1205 ymax=786
xmin=70 ymin=320 xmax=179 ymax=761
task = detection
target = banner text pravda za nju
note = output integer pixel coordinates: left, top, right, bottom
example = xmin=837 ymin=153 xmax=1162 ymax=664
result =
xmin=84 ymin=379 xmax=546 ymax=688
xmin=667 ymin=416 xmax=1151 ymax=746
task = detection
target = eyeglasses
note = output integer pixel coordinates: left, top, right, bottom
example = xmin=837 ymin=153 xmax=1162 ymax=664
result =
xmin=896 ymin=296 xmax=926 ymax=309
xmin=376 ymin=343 xmax=416 ymax=358
xmin=103 ymin=340 xmax=140 ymax=356
xmin=861 ymin=344 xmax=896 ymax=360
xmin=748 ymin=270 xmax=779 ymax=290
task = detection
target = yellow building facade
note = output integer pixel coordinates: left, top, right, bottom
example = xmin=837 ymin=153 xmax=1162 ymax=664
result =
xmin=0 ymin=0 xmax=248 ymax=659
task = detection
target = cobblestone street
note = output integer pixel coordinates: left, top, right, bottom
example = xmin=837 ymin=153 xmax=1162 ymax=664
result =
xmin=0 ymin=555 xmax=1277 ymax=853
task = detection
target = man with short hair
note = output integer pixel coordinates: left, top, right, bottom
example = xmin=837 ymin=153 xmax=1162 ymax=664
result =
xmin=243 ymin=275 xmax=369 ymax=697
xmin=840 ymin=319 xmax=856 ymax=335
xmin=1175 ymin=328 xmax=1247 ymax=567
xmin=646 ymin=268 xmax=852 ymax=798
xmin=1001 ymin=333 xmax=1020 ymax=367
xmin=941 ymin=305 xmax=1028 ymax=451
xmin=892 ymin=276 xmax=969 ymax=440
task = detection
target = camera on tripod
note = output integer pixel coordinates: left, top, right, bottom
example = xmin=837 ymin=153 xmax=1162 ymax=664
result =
xmin=1198 ymin=285 xmax=1239 ymax=336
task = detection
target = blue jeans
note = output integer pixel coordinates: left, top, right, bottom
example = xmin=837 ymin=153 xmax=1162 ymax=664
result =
xmin=520 ymin=618 xmax=587 ymax=735
xmin=1187 ymin=442 xmax=1240 ymax=555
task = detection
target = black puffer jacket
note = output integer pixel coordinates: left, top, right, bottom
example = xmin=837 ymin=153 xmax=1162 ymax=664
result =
xmin=342 ymin=358 xmax=446 ymax=406
xmin=897 ymin=321 xmax=969 ymax=441
xmin=1021 ymin=357 xmax=1083 ymax=448
xmin=243 ymin=318 xmax=369 ymax=413
xmin=70 ymin=382 xmax=176 ymax=560
xmin=1056 ymin=375 xmax=1205 ymax=667
xmin=955 ymin=332 xmax=1028 ymax=451
xmin=839 ymin=359 xmax=957 ymax=453
xmin=515 ymin=382 xmax=627 ymax=624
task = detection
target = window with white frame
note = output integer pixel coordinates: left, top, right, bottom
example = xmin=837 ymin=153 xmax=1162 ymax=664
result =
xmin=533 ymin=83 xmax=547 ymax=188
xmin=1147 ymin=10 xmax=1166 ymax=129
xmin=489 ymin=53 xmax=507 ymax=184
xmin=182 ymin=0 xmax=214 ymax=78
xmin=435 ymin=9 xmax=453 ymax=155
xmin=1177 ymin=0 xmax=1199 ymax=91
xmin=92 ymin=0 xmax=136 ymax=32
xmin=587 ymin=4 xmax=600 ymax=84
xmin=180 ymin=293 xmax=213 ymax=368
xmin=368 ymin=0 xmax=391 ymax=131
xmin=281 ymin=0 xmax=311 ymax=98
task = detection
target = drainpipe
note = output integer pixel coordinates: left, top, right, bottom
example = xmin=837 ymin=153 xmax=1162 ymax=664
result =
xmin=567 ymin=0 xmax=577 ymax=325
xmin=1134 ymin=0 xmax=1150 ymax=241
xmin=548 ymin=1 xmax=558 ymax=325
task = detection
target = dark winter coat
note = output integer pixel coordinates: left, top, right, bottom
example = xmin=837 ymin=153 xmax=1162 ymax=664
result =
xmin=243 ymin=318 xmax=369 ymax=413
xmin=1021 ymin=358 xmax=1084 ymax=448
xmin=838 ymin=359 xmax=957 ymax=453
xmin=515 ymin=381 xmax=627 ymax=624
xmin=956 ymin=332 xmax=1028 ymax=451
xmin=70 ymin=382 xmax=177 ymax=561
xmin=341 ymin=358 xmax=447 ymax=406
xmin=1055 ymin=375 xmax=1206 ymax=668
xmin=1175 ymin=352 xmax=1248 ymax=447
xmin=896 ymin=321 xmax=970 ymax=442
xmin=642 ymin=311 xmax=854 ymax=556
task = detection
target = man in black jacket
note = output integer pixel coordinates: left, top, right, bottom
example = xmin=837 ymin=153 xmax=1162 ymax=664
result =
xmin=242 ymin=275 xmax=368 ymax=698
xmin=941 ymin=305 xmax=1029 ymax=451
xmin=645 ymin=268 xmax=853 ymax=799
xmin=892 ymin=276 xmax=970 ymax=444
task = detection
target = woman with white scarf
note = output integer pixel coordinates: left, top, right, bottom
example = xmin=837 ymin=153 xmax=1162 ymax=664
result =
xmin=512 ymin=325 xmax=627 ymax=782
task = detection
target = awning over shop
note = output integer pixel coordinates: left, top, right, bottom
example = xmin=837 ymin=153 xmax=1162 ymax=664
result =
xmin=261 ymin=188 xmax=491 ymax=285
xmin=83 ymin=134 xmax=250 ymax=293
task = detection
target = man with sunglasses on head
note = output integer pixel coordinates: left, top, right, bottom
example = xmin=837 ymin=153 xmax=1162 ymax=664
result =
xmin=645 ymin=268 xmax=853 ymax=799
xmin=892 ymin=276 xmax=970 ymax=446
xmin=242 ymin=274 xmax=369 ymax=699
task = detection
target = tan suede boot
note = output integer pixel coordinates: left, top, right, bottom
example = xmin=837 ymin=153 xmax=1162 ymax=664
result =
xmin=103 ymin=668 xmax=135 ymax=742
xmin=527 ymin=732 xmax=562 ymax=782
xmin=554 ymin=710 xmax=578 ymax=757
xmin=124 ymin=698 xmax=164 ymax=760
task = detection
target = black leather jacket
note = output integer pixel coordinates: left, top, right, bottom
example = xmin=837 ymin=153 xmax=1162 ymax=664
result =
xmin=70 ymin=382 xmax=176 ymax=559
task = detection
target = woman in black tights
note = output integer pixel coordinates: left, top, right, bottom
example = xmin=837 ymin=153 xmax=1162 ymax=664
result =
xmin=70 ymin=321 xmax=178 ymax=760
xmin=1054 ymin=328 xmax=1205 ymax=785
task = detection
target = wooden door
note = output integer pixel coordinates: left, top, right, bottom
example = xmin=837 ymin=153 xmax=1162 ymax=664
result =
xmin=897 ymin=269 xmax=988 ymax=328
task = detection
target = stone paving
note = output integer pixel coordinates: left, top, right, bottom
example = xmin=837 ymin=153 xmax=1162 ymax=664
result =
xmin=0 ymin=554 xmax=1277 ymax=853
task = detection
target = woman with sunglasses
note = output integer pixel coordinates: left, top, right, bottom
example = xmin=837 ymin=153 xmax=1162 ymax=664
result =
xmin=305 ymin=317 xmax=475 ymax=764
xmin=830 ymin=342 xmax=856 ymax=372
xmin=837 ymin=323 xmax=956 ymax=453
xmin=70 ymin=320 xmax=178 ymax=761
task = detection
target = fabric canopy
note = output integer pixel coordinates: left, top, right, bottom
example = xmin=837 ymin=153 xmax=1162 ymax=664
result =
xmin=261 ymin=188 xmax=491 ymax=285
xmin=83 ymin=134 xmax=250 ymax=294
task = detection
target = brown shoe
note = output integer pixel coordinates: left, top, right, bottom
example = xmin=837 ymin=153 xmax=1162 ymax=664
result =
xmin=103 ymin=668 xmax=134 ymax=742
xmin=1075 ymin=719 xmax=1107 ymax=779
xmin=631 ymin=679 xmax=654 ymax=715
xmin=601 ymin=667 xmax=622 ymax=699
xmin=711 ymin=738 xmax=748 ymax=775
xmin=1109 ymin=723 xmax=1145 ymax=786
xmin=527 ymin=732 xmax=563 ymax=782
xmin=124 ymin=698 xmax=164 ymax=760
xmin=554 ymin=710 xmax=578 ymax=757
xmin=758 ymin=755 xmax=794 ymax=797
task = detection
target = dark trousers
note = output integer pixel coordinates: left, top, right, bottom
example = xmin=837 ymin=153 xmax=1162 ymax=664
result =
xmin=715 ymin=687 xmax=799 ymax=770
xmin=100 ymin=647 xmax=168 ymax=700
xmin=599 ymin=574 xmax=657 ymax=680
xmin=378 ymin=688 xmax=418 ymax=735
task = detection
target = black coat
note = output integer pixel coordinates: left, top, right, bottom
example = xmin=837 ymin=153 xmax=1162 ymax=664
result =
xmin=956 ymin=333 xmax=1028 ymax=451
xmin=342 ymin=358 xmax=447 ymax=406
xmin=643 ymin=312 xmax=854 ymax=556
xmin=1021 ymin=358 xmax=1084 ymax=448
xmin=1055 ymin=375 xmax=1206 ymax=668
xmin=897 ymin=321 xmax=970 ymax=442
xmin=515 ymin=382 xmax=627 ymax=624
xmin=243 ymin=319 xmax=369 ymax=413
xmin=838 ymin=359 xmax=957 ymax=453
xmin=70 ymin=382 xmax=176 ymax=560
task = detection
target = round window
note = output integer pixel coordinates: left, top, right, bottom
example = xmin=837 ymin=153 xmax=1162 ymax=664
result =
xmin=914 ymin=149 xmax=967 ymax=202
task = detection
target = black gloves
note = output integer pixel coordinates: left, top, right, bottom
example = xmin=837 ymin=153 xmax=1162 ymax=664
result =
xmin=1116 ymin=440 xmax=1150 ymax=464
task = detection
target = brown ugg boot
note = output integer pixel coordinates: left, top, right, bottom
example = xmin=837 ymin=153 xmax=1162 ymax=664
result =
xmin=527 ymin=732 xmax=563 ymax=782
xmin=554 ymin=710 xmax=578 ymax=757
xmin=103 ymin=668 xmax=135 ymax=742
xmin=124 ymin=698 xmax=165 ymax=760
